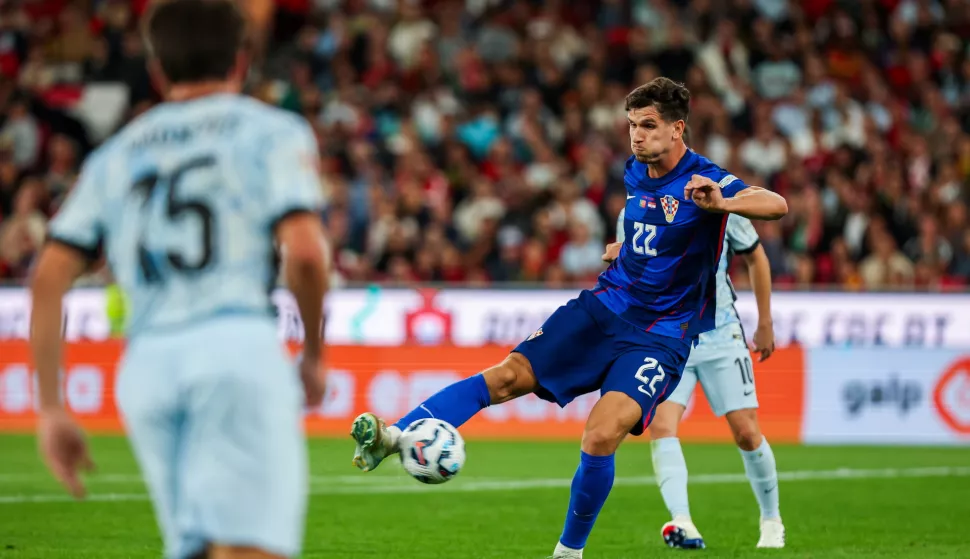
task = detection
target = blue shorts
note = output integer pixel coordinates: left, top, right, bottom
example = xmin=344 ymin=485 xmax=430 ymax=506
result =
xmin=513 ymin=290 xmax=695 ymax=436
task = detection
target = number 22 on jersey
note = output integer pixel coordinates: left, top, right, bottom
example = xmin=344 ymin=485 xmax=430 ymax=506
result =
xmin=631 ymin=221 xmax=657 ymax=256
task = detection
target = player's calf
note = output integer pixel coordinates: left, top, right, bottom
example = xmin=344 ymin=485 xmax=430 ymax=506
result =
xmin=725 ymin=408 xmax=763 ymax=451
xmin=555 ymin=393 xmax=641 ymax=556
xmin=581 ymin=392 xmax=644 ymax=456
xmin=483 ymin=353 xmax=538 ymax=404
xmin=726 ymin=409 xmax=783 ymax=545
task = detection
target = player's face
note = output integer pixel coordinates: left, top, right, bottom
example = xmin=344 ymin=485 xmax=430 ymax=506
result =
xmin=628 ymin=106 xmax=684 ymax=164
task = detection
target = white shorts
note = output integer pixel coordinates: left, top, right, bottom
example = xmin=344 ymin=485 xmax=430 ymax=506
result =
xmin=116 ymin=316 xmax=307 ymax=559
xmin=668 ymin=322 xmax=759 ymax=416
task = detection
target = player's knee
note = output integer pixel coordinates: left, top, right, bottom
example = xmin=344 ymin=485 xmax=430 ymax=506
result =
xmin=647 ymin=409 xmax=678 ymax=440
xmin=646 ymin=401 xmax=684 ymax=440
xmin=581 ymin=425 xmax=626 ymax=456
xmin=731 ymin=419 xmax=763 ymax=451
xmin=648 ymin=421 xmax=677 ymax=440
xmin=482 ymin=353 xmax=536 ymax=405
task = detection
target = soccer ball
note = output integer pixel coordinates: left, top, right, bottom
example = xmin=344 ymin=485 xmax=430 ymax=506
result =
xmin=398 ymin=418 xmax=466 ymax=485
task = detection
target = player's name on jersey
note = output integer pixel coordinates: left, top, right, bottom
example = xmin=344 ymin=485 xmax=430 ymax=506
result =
xmin=1 ymin=288 xmax=970 ymax=348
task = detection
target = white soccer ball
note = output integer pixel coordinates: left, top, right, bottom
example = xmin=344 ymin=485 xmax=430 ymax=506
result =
xmin=398 ymin=418 xmax=466 ymax=485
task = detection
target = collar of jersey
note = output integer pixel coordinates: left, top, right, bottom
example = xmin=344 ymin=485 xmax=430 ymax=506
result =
xmin=632 ymin=148 xmax=697 ymax=190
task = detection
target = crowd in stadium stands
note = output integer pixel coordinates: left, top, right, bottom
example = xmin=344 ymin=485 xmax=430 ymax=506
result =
xmin=0 ymin=0 xmax=969 ymax=291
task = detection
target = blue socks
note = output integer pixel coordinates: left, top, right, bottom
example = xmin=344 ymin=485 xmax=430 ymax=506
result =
xmin=559 ymin=451 xmax=616 ymax=550
xmin=392 ymin=373 xmax=492 ymax=431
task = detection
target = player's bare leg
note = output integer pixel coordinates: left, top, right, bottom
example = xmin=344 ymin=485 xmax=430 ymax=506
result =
xmin=648 ymin=401 xmax=706 ymax=549
xmin=351 ymin=353 xmax=537 ymax=471
xmin=207 ymin=545 xmax=287 ymax=559
xmin=551 ymin=392 xmax=641 ymax=559
xmin=725 ymin=408 xmax=784 ymax=548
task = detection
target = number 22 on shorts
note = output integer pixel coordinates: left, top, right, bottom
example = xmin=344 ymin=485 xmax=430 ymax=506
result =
xmin=634 ymin=357 xmax=666 ymax=397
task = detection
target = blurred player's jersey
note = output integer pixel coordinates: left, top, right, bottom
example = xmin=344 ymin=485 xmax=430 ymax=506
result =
xmin=595 ymin=150 xmax=747 ymax=339
xmin=48 ymin=94 xmax=324 ymax=338
xmin=703 ymin=214 xmax=759 ymax=344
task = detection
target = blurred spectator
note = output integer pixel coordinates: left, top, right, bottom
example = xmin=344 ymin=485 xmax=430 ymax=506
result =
xmin=560 ymin=220 xmax=605 ymax=279
xmin=0 ymin=0 xmax=968 ymax=293
xmin=0 ymin=94 xmax=39 ymax=168
xmin=860 ymin=226 xmax=916 ymax=289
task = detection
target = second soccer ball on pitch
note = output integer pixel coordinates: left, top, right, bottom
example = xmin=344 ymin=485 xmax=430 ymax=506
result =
xmin=399 ymin=418 xmax=466 ymax=485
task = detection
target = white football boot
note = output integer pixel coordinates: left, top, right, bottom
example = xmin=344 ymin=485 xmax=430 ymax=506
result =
xmin=756 ymin=518 xmax=785 ymax=548
xmin=661 ymin=515 xmax=706 ymax=549
xmin=549 ymin=542 xmax=583 ymax=558
xmin=350 ymin=412 xmax=399 ymax=472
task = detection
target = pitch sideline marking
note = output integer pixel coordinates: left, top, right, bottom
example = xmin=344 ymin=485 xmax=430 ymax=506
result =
xmin=1 ymin=465 xmax=969 ymax=504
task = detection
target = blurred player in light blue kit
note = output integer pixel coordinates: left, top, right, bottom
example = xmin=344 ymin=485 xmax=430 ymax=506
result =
xmin=29 ymin=2 xmax=330 ymax=559
xmin=605 ymin=209 xmax=784 ymax=549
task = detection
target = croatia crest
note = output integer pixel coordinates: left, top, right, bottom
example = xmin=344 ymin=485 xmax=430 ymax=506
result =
xmin=661 ymin=195 xmax=679 ymax=223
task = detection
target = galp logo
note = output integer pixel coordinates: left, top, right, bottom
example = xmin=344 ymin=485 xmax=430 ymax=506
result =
xmin=843 ymin=376 xmax=922 ymax=417
xmin=933 ymin=358 xmax=970 ymax=435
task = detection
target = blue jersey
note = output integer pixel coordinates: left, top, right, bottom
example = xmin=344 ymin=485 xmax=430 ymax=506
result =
xmin=48 ymin=94 xmax=324 ymax=338
xmin=594 ymin=149 xmax=748 ymax=339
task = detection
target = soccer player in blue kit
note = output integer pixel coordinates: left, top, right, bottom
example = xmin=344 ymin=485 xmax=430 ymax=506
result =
xmin=350 ymin=77 xmax=787 ymax=558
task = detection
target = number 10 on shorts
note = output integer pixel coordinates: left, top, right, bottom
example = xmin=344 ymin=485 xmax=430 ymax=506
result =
xmin=635 ymin=357 xmax=666 ymax=397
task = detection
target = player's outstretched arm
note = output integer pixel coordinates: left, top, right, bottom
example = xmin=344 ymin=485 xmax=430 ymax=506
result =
xmin=685 ymin=176 xmax=787 ymax=221
xmin=276 ymin=213 xmax=330 ymax=406
xmin=30 ymin=242 xmax=96 ymax=498
xmin=723 ymin=186 xmax=788 ymax=221
xmin=741 ymin=244 xmax=775 ymax=361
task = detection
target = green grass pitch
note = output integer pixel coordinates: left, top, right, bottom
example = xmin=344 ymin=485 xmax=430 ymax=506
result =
xmin=1 ymin=435 xmax=969 ymax=558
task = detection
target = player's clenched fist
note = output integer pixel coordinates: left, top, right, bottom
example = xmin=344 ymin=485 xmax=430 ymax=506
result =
xmin=684 ymin=174 xmax=727 ymax=213
xmin=602 ymin=242 xmax=622 ymax=263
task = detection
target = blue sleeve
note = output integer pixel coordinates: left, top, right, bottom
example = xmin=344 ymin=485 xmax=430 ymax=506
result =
xmin=715 ymin=170 xmax=748 ymax=198
xmin=47 ymin=153 xmax=105 ymax=260
xmin=265 ymin=119 xmax=325 ymax=230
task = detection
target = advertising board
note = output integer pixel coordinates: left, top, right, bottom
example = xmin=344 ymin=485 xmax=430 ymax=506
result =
xmin=2 ymin=288 xmax=969 ymax=348
xmin=803 ymin=349 xmax=970 ymax=445
xmin=0 ymin=341 xmax=804 ymax=442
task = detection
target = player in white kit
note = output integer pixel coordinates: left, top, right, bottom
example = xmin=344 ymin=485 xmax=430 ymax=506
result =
xmin=29 ymin=2 xmax=329 ymax=559
xmin=605 ymin=208 xmax=784 ymax=550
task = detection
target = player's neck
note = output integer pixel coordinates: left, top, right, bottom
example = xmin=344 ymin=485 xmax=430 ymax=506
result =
xmin=166 ymin=82 xmax=238 ymax=102
xmin=647 ymin=141 xmax=689 ymax=179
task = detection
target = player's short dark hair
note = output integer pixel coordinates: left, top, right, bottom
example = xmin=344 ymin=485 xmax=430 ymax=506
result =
xmin=144 ymin=0 xmax=246 ymax=84
xmin=624 ymin=78 xmax=691 ymax=123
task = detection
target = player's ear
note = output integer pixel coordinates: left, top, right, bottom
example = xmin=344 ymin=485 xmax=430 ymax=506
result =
xmin=672 ymin=120 xmax=686 ymax=141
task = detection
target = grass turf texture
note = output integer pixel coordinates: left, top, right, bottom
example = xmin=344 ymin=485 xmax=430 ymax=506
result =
xmin=1 ymin=435 xmax=968 ymax=558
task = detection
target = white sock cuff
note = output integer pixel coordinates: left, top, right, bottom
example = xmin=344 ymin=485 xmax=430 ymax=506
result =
xmin=739 ymin=436 xmax=769 ymax=460
xmin=651 ymin=437 xmax=682 ymax=452
xmin=388 ymin=425 xmax=403 ymax=447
